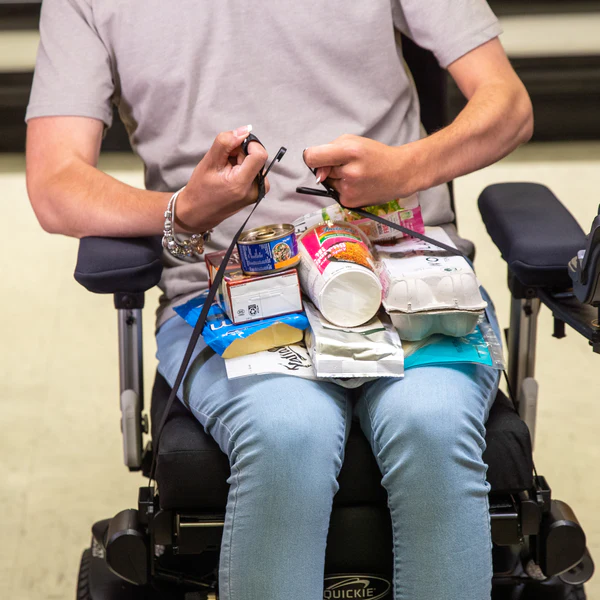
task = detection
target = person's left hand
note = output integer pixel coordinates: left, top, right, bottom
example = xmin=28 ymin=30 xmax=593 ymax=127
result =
xmin=303 ymin=134 xmax=418 ymax=208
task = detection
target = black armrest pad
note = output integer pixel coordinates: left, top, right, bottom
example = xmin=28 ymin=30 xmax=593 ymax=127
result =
xmin=478 ymin=183 xmax=586 ymax=288
xmin=74 ymin=236 xmax=163 ymax=294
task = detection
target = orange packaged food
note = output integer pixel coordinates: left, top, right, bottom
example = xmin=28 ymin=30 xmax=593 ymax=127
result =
xmin=297 ymin=222 xmax=382 ymax=327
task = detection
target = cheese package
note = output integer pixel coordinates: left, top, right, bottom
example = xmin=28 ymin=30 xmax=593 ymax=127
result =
xmin=174 ymin=291 xmax=309 ymax=359
xmin=376 ymin=227 xmax=487 ymax=341
xmin=205 ymin=249 xmax=303 ymax=325
xmin=225 ymin=344 xmax=316 ymax=380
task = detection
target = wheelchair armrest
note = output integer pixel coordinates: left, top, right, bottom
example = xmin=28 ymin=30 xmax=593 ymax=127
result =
xmin=74 ymin=236 xmax=163 ymax=294
xmin=74 ymin=236 xmax=163 ymax=470
xmin=478 ymin=183 xmax=586 ymax=289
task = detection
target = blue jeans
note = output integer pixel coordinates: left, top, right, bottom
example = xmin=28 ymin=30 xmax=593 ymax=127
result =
xmin=156 ymin=294 xmax=501 ymax=600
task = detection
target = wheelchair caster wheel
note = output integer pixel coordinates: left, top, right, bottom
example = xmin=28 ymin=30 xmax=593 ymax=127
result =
xmin=77 ymin=549 xmax=92 ymax=600
xmin=559 ymin=549 xmax=594 ymax=587
xmin=564 ymin=584 xmax=586 ymax=600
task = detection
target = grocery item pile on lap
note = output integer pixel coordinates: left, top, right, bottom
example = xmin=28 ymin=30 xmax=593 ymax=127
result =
xmin=175 ymin=197 xmax=504 ymax=383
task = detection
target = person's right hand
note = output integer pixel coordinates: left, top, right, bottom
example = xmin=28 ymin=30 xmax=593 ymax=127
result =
xmin=176 ymin=125 xmax=269 ymax=232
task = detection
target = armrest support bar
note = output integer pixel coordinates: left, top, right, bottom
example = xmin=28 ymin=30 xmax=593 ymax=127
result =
xmin=119 ymin=308 xmax=146 ymax=469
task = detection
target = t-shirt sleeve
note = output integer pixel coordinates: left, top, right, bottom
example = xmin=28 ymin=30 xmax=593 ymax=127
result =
xmin=26 ymin=0 xmax=114 ymax=127
xmin=392 ymin=0 xmax=502 ymax=69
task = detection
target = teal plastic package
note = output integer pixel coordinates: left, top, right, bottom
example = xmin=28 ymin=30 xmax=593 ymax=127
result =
xmin=403 ymin=321 xmax=505 ymax=370
xmin=174 ymin=291 xmax=309 ymax=357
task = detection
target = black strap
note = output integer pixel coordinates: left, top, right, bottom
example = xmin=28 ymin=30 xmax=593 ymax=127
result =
xmin=350 ymin=206 xmax=465 ymax=257
xmin=149 ymin=137 xmax=285 ymax=483
xmin=295 ymin=161 xmax=466 ymax=258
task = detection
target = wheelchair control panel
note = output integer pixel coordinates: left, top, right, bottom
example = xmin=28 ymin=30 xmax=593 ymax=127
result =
xmin=547 ymin=206 xmax=600 ymax=354
xmin=570 ymin=205 xmax=600 ymax=307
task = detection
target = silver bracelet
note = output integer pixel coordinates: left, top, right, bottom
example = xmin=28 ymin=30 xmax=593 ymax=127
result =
xmin=162 ymin=187 xmax=211 ymax=260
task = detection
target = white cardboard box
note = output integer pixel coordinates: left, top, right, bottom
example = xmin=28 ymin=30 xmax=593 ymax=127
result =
xmin=206 ymin=250 xmax=303 ymax=325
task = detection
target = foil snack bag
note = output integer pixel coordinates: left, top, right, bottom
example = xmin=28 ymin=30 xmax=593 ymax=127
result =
xmin=304 ymin=301 xmax=404 ymax=379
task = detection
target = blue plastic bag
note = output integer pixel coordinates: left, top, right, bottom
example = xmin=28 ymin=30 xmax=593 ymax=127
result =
xmin=174 ymin=291 xmax=309 ymax=357
xmin=403 ymin=322 xmax=505 ymax=370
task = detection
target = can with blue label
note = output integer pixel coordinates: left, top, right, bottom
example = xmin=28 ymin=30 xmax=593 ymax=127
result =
xmin=237 ymin=224 xmax=300 ymax=275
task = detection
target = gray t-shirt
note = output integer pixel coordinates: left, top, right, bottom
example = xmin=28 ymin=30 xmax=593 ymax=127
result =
xmin=27 ymin=0 xmax=501 ymax=328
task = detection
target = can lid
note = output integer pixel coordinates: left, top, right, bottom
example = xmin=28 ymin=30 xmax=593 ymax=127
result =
xmin=320 ymin=269 xmax=382 ymax=327
xmin=240 ymin=224 xmax=294 ymax=243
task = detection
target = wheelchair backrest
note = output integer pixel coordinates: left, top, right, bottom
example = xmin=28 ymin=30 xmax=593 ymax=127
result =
xmin=400 ymin=35 xmax=455 ymax=218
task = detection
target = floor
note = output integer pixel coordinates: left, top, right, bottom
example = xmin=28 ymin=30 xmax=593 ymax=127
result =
xmin=1 ymin=142 xmax=599 ymax=599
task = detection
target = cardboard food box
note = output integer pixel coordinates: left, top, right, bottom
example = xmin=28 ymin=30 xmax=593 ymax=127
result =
xmin=205 ymin=249 xmax=303 ymax=325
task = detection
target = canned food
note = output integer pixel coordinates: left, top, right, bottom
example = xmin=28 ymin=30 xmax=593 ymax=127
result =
xmin=298 ymin=222 xmax=382 ymax=327
xmin=237 ymin=224 xmax=300 ymax=275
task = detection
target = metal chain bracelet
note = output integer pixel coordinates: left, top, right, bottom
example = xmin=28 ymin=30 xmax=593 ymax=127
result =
xmin=162 ymin=187 xmax=212 ymax=261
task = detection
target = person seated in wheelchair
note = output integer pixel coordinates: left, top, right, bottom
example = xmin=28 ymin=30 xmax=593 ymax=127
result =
xmin=25 ymin=0 xmax=533 ymax=598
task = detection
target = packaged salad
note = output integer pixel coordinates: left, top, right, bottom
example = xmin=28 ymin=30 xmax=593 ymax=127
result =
xmin=293 ymin=195 xmax=424 ymax=243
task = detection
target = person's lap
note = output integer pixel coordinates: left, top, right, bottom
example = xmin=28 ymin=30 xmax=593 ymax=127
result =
xmin=155 ymin=290 xmax=501 ymax=600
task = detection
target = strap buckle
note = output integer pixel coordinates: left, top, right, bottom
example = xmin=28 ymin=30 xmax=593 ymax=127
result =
xmin=242 ymin=133 xmax=286 ymax=199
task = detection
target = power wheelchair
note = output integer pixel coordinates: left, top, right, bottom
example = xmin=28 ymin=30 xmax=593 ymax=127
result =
xmin=72 ymin=39 xmax=597 ymax=600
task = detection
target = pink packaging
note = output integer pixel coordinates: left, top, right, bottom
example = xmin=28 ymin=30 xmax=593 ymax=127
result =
xmin=293 ymin=194 xmax=424 ymax=243
xmin=343 ymin=194 xmax=424 ymax=243
xmin=297 ymin=222 xmax=382 ymax=327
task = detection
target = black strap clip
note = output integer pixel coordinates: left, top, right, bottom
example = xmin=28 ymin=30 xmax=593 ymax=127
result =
xmin=242 ymin=133 xmax=287 ymax=198
xmin=296 ymin=148 xmax=341 ymax=202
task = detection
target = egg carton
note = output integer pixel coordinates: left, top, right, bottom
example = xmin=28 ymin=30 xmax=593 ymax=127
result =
xmin=376 ymin=227 xmax=487 ymax=340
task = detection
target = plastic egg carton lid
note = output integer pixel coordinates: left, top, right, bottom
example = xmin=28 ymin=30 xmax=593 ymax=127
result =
xmin=377 ymin=227 xmax=488 ymax=314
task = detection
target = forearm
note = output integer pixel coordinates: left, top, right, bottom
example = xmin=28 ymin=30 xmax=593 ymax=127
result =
xmin=27 ymin=157 xmax=171 ymax=238
xmin=304 ymin=39 xmax=533 ymax=209
xmin=403 ymin=80 xmax=533 ymax=194
xmin=27 ymin=120 xmax=264 ymax=239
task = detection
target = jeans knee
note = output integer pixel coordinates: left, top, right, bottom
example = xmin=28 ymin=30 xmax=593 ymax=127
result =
xmin=233 ymin=410 xmax=345 ymax=498
xmin=378 ymin=399 xmax=488 ymax=489
xmin=413 ymin=397 xmax=485 ymax=449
